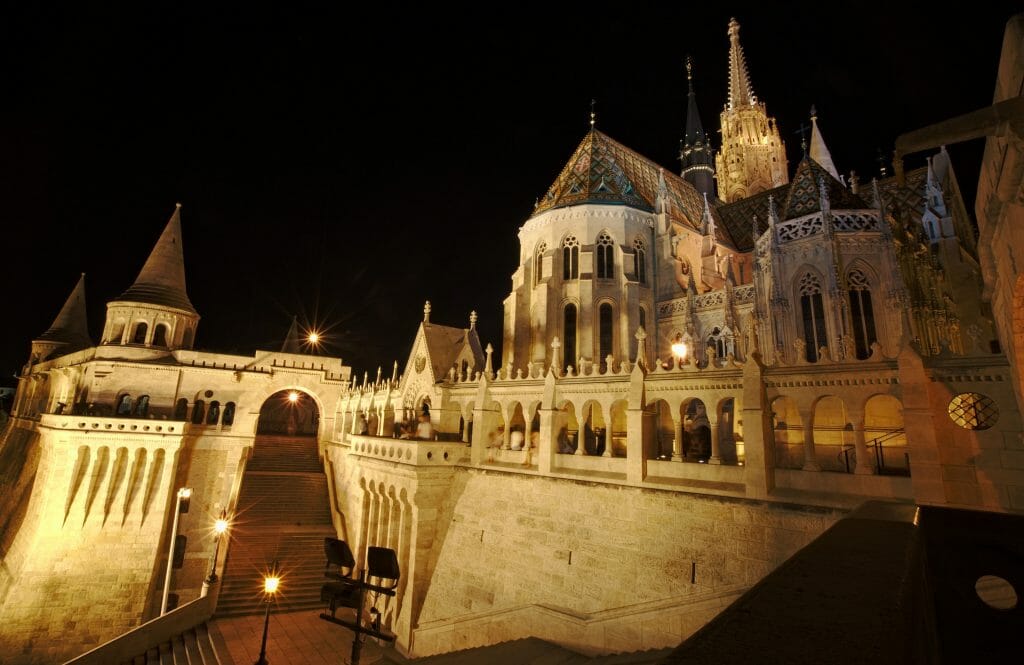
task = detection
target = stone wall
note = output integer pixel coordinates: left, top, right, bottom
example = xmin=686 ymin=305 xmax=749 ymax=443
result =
xmin=410 ymin=467 xmax=843 ymax=656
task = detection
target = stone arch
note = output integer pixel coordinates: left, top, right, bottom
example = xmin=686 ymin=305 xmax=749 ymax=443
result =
xmin=716 ymin=397 xmax=737 ymax=464
xmin=770 ymin=395 xmax=803 ymax=469
xmin=131 ymin=320 xmax=149 ymax=345
xmin=554 ymin=399 xmax=579 ymax=454
xmin=459 ymin=400 xmax=475 ymax=443
xmin=864 ymin=394 xmax=908 ymax=474
xmin=256 ymin=388 xmax=321 ymax=437
xmin=152 ymin=322 xmax=170 ymax=347
xmin=812 ymin=395 xmax=849 ymax=472
xmin=681 ymin=397 xmax=710 ymax=461
xmin=608 ymin=399 xmax=629 ymax=457
xmin=646 ymin=398 xmax=674 ymax=460
xmin=579 ymin=399 xmax=607 ymax=455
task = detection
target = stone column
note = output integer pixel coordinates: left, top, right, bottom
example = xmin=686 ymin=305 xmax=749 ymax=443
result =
xmin=602 ymin=425 xmax=612 ymax=458
xmin=575 ymin=409 xmax=587 ymax=456
xmin=537 ymin=408 xmax=555 ymax=474
xmin=626 ymin=407 xmax=646 ymax=484
xmin=850 ymin=411 xmax=875 ymax=475
xmin=801 ymin=412 xmax=820 ymax=471
xmin=672 ymin=415 xmax=684 ymax=461
xmin=708 ymin=419 xmax=722 ymax=464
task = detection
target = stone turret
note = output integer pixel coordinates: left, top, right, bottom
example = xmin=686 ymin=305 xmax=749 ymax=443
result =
xmin=30 ymin=273 xmax=91 ymax=363
xmin=101 ymin=204 xmax=200 ymax=349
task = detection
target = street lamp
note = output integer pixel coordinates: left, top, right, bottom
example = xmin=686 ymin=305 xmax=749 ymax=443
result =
xmin=671 ymin=334 xmax=688 ymax=367
xmin=255 ymin=565 xmax=281 ymax=665
xmin=160 ymin=487 xmax=192 ymax=615
xmin=202 ymin=510 xmax=230 ymax=594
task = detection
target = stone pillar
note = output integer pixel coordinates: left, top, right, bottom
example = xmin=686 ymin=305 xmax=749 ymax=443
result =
xmin=708 ymin=419 xmax=722 ymax=464
xmin=740 ymin=354 xmax=772 ymax=497
xmin=672 ymin=415 xmax=684 ymax=461
xmin=801 ymin=412 xmax=821 ymax=471
xmin=626 ymin=407 xmax=646 ymax=484
xmin=850 ymin=411 xmax=875 ymax=475
xmin=537 ymin=408 xmax=555 ymax=474
xmin=602 ymin=426 xmax=612 ymax=458
xmin=575 ymin=409 xmax=587 ymax=456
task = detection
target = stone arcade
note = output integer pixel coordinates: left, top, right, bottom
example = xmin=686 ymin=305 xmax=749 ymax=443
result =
xmin=2 ymin=17 xmax=1023 ymax=665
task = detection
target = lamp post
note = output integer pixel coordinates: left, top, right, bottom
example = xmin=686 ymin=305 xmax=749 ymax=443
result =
xmin=671 ymin=334 xmax=689 ymax=368
xmin=254 ymin=566 xmax=280 ymax=665
xmin=202 ymin=510 xmax=230 ymax=596
xmin=160 ymin=487 xmax=192 ymax=615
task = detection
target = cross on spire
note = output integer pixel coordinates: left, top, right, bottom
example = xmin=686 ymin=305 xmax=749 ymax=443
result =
xmin=589 ymin=98 xmax=596 ymax=129
xmin=794 ymin=122 xmax=810 ymax=155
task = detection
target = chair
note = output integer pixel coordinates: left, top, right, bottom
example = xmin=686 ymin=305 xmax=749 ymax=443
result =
xmin=321 ymin=538 xmax=359 ymax=615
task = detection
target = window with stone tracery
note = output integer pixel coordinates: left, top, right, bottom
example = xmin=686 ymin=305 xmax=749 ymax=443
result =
xmin=562 ymin=236 xmax=579 ymax=280
xmin=798 ymin=272 xmax=827 ymax=362
xmin=535 ymin=242 xmax=547 ymax=286
xmin=706 ymin=327 xmax=729 ymax=359
xmin=633 ymin=237 xmax=647 ymax=285
xmin=599 ymin=303 xmax=613 ymax=370
xmin=597 ymin=233 xmax=614 ymax=279
xmin=847 ymin=268 xmax=877 ymax=360
xmin=563 ymin=303 xmax=577 ymax=370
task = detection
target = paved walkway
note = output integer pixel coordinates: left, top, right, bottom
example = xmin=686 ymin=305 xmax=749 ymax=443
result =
xmin=211 ymin=608 xmax=388 ymax=665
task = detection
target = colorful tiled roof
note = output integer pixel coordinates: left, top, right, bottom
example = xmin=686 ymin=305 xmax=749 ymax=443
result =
xmin=780 ymin=156 xmax=867 ymax=220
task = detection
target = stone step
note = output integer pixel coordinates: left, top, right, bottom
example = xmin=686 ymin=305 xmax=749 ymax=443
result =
xmin=121 ymin=624 xmax=224 ymax=665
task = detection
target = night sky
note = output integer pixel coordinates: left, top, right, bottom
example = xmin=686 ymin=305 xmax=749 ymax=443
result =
xmin=1 ymin=4 xmax=1019 ymax=384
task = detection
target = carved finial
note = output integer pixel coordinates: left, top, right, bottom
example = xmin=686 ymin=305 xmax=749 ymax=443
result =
xmin=424 ymin=300 xmax=431 ymax=323
xmin=391 ymin=360 xmax=398 ymax=382
xmin=469 ymin=310 xmax=477 ymax=330
xmin=376 ymin=366 xmax=382 ymax=384
xmin=484 ymin=343 xmax=494 ymax=378
xmin=590 ymin=98 xmax=596 ymax=129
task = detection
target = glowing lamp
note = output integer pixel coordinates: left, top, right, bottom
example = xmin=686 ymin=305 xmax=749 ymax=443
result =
xmin=264 ymin=575 xmax=280 ymax=594
xmin=288 ymin=391 xmax=299 ymax=403
xmin=671 ymin=336 xmax=688 ymax=360
xmin=308 ymin=332 xmax=320 ymax=344
xmin=214 ymin=517 xmax=229 ymax=535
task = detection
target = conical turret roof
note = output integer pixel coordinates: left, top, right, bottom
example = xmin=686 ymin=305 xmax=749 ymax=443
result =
xmin=809 ymin=109 xmax=840 ymax=181
xmin=116 ymin=204 xmax=196 ymax=313
xmin=281 ymin=316 xmax=302 ymax=354
xmin=36 ymin=273 xmax=91 ymax=349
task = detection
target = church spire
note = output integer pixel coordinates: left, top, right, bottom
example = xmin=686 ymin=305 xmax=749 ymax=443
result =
xmin=680 ymin=56 xmax=715 ymax=197
xmin=32 ymin=273 xmax=91 ymax=362
xmin=281 ymin=315 xmax=302 ymax=354
xmin=116 ymin=204 xmax=196 ymax=313
xmin=809 ymin=105 xmax=840 ymax=181
xmin=727 ymin=18 xmax=756 ymax=110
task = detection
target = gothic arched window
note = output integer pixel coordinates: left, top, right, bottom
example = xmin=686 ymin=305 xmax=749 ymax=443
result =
xmin=563 ymin=304 xmax=577 ymax=370
xmin=135 ymin=395 xmax=150 ymax=418
xmin=706 ymin=327 xmax=728 ymax=359
xmin=222 ymin=402 xmax=236 ymax=427
xmin=152 ymin=323 xmax=169 ymax=347
xmin=562 ymin=236 xmax=579 ymax=280
xmin=117 ymin=394 xmax=133 ymax=416
xmin=847 ymin=269 xmax=877 ymax=360
xmin=799 ymin=273 xmax=827 ymax=362
xmin=633 ymin=238 xmax=647 ymax=285
xmin=535 ymin=242 xmax=547 ymax=286
xmin=132 ymin=322 xmax=148 ymax=345
xmin=596 ymin=233 xmax=615 ymax=279
xmin=599 ymin=303 xmax=613 ymax=370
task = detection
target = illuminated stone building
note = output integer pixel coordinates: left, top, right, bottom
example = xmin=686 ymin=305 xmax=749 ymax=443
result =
xmin=1 ymin=16 xmax=1023 ymax=665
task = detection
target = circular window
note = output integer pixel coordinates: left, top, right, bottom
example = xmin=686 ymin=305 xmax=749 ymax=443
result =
xmin=975 ymin=575 xmax=1018 ymax=610
xmin=948 ymin=393 xmax=999 ymax=430
xmin=204 ymin=390 xmax=214 ymax=398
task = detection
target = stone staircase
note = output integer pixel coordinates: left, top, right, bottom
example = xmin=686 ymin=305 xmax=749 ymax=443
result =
xmin=217 ymin=434 xmax=335 ymax=617
xmin=119 ymin=623 xmax=223 ymax=664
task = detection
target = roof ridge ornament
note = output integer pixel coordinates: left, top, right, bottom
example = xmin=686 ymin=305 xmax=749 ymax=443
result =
xmin=589 ymin=98 xmax=596 ymax=129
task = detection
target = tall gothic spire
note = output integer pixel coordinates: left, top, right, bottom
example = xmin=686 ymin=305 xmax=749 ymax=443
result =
xmin=809 ymin=106 xmax=840 ymax=180
xmin=36 ymin=273 xmax=91 ymax=350
xmin=281 ymin=315 xmax=302 ymax=354
xmin=117 ymin=204 xmax=196 ymax=313
xmin=680 ymin=56 xmax=715 ymax=197
xmin=727 ymin=18 xmax=756 ymax=110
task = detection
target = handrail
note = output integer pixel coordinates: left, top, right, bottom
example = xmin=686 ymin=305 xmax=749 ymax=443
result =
xmin=63 ymin=593 xmax=214 ymax=664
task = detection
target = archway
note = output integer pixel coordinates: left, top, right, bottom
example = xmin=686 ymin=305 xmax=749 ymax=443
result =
xmin=770 ymin=396 xmax=803 ymax=469
xmin=683 ymin=398 xmax=710 ymax=462
xmin=813 ymin=396 xmax=849 ymax=472
xmin=864 ymin=394 xmax=908 ymax=475
xmin=257 ymin=389 xmax=320 ymax=436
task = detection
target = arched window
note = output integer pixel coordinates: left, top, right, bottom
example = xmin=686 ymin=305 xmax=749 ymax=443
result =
xmin=596 ymin=233 xmax=615 ymax=279
xmin=152 ymin=324 xmax=169 ymax=347
xmin=633 ymin=238 xmax=647 ymax=285
xmin=132 ymin=322 xmax=148 ymax=345
xmin=222 ymin=402 xmax=236 ymax=427
xmin=108 ymin=323 xmax=125 ymax=344
xmin=599 ymin=303 xmax=613 ymax=370
xmin=563 ymin=304 xmax=578 ymax=370
xmin=174 ymin=398 xmax=188 ymax=420
xmin=191 ymin=400 xmax=206 ymax=425
xmin=535 ymin=242 xmax=547 ymax=286
xmin=639 ymin=307 xmax=646 ymax=331
xmin=182 ymin=326 xmax=195 ymax=349
xmin=706 ymin=327 xmax=728 ymax=359
xmin=799 ymin=273 xmax=828 ymax=362
xmin=206 ymin=401 xmax=221 ymax=425
xmin=562 ymin=236 xmax=579 ymax=280
xmin=135 ymin=395 xmax=150 ymax=417
xmin=116 ymin=394 xmax=133 ymax=416
xmin=847 ymin=269 xmax=877 ymax=360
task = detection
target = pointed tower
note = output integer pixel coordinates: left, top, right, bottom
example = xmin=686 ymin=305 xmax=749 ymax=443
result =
xmin=679 ymin=57 xmax=715 ymax=197
xmin=31 ymin=273 xmax=91 ymax=363
xmin=714 ymin=18 xmax=789 ymax=203
xmin=281 ymin=316 xmax=302 ymax=354
xmin=102 ymin=204 xmax=200 ymax=350
xmin=809 ymin=106 xmax=840 ymax=180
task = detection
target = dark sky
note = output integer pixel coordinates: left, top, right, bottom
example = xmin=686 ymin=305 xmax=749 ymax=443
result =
xmin=1 ymin=3 xmax=1019 ymax=383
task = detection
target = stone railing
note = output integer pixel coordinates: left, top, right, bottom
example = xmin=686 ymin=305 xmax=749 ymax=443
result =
xmin=41 ymin=414 xmax=186 ymax=436
xmin=63 ymin=594 xmax=214 ymax=665
xmin=347 ymin=434 xmax=469 ymax=466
